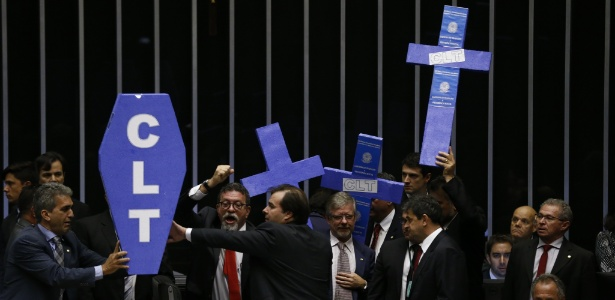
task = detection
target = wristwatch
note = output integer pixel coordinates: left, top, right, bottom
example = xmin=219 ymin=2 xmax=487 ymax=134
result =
xmin=202 ymin=179 xmax=212 ymax=192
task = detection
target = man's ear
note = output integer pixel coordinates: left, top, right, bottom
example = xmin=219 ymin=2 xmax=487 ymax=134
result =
xmin=41 ymin=209 xmax=51 ymax=221
xmin=23 ymin=181 xmax=32 ymax=187
xmin=425 ymin=173 xmax=432 ymax=183
xmin=283 ymin=211 xmax=294 ymax=224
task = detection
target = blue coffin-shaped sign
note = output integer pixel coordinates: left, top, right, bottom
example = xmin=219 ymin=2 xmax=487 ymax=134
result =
xmin=99 ymin=94 xmax=186 ymax=274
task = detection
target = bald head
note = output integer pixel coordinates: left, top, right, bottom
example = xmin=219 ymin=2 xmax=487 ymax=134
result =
xmin=510 ymin=206 xmax=537 ymax=241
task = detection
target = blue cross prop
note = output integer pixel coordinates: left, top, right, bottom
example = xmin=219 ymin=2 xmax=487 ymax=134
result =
xmin=320 ymin=134 xmax=404 ymax=244
xmin=240 ymin=123 xmax=324 ymax=197
xmin=99 ymin=94 xmax=186 ymax=274
xmin=406 ymin=5 xmax=492 ymax=166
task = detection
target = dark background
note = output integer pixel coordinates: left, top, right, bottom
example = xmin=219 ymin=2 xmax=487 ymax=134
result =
xmin=1 ymin=0 xmax=613 ymax=254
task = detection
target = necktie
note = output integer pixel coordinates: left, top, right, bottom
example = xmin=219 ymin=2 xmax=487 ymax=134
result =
xmin=370 ymin=223 xmax=382 ymax=250
xmin=52 ymin=236 xmax=64 ymax=300
xmin=536 ymin=244 xmax=553 ymax=277
xmin=335 ymin=242 xmax=353 ymax=300
xmin=406 ymin=244 xmax=423 ymax=299
xmin=224 ymin=249 xmax=241 ymax=300
xmin=124 ymin=275 xmax=136 ymax=300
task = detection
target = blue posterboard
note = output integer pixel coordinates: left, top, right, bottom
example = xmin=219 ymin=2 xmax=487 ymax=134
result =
xmin=321 ymin=134 xmax=404 ymax=244
xmin=406 ymin=5 xmax=492 ymax=166
xmin=240 ymin=123 xmax=324 ymax=197
xmin=99 ymin=94 xmax=186 ymax=274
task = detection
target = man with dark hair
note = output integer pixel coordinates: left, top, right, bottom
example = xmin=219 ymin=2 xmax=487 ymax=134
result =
xmin=0 ymin=183 xmax=129 ymax=300
xmin=169 ymin=184 xmax=332 ymax=299
xmin=34 ymin=152 xmax=90 ymax=220
xmin=8 ymin=185 xmax=38 ymax=244
xmin=531 ymin=274 xmax=566 ymax=300
xmin=368 ymin=195 xmax=468 ymax=300
xmin=430 ymin=147 xmax=487 ymax=299
xmin=325 ymin=192 xmax=374 ymax=300
xmin=2 ymin=161 xmax=37 ymax=253
xmin=484 ymin=234 xmax=513 ymax=280
xmin=401 ymin=153 xmax=431 ymax=200
xmin=365 ymin=172 xmax=404 ymax=257
xmin=308 ymin=187 xmax=335 ymax=236
xmin=503 ymin=199 xmax=597 ymax=300
xmin=173 ymin=164 xmax=254 ymax=300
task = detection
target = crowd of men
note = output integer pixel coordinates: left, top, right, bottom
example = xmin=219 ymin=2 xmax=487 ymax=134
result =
xmin=0 ymin=149 xmax=604 ymax=300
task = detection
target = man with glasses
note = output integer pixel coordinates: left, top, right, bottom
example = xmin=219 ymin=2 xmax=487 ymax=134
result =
xmin=503 ymin=199 xmax=597 ymax=300
xmin=169 ymin=184 xmax=332 ymax=299
xmin=325 ymin=192 xmax=374 ymax=300
xmin=173 ymin=165 xmax=254 ymax=300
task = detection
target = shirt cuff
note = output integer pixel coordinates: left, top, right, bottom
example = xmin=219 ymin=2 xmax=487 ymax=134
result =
xmin=186 ymin=228 xmax=193 ymax=242
xmin=188 ymin=184 xmax=206 ymax=200
xmin=94 ymin=266 xmax=103 ymax=280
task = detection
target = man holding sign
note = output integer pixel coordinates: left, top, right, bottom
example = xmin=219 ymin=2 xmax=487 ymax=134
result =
xmin=0 ymin=183 xmax=129 ymax=300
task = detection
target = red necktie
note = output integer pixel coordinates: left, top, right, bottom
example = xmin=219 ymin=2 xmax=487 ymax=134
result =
xmin=370 ymin=223 xmax=382 ymax=250
xmin=536 ymin=244 xmax=553 ymax=277
xmin=411 ymin=244 xmax=423 ymax=278
xmin=224 ymin=249 xmax=241 ymax=300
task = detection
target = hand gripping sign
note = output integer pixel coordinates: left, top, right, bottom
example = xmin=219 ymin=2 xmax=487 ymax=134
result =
xmin=99 ymin=94 xmax=186 ymax=274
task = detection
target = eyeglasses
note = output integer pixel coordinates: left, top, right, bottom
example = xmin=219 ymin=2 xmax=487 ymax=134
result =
xmin=535 ymin=213 xmax=565 ymax=222
xmin=217 ymin=201 xmax=247 ymax=210
xmin=330 ymin=214 xmax=355 ymax=221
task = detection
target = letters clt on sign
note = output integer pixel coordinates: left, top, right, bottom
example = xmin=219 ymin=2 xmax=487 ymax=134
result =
xmin=99 ymin=94 xmax=186 ymax=274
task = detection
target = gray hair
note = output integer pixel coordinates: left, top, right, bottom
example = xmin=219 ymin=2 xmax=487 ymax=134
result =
xmin=34 ymin=182 xmax=73 ymax=222
xmin=541 ymin=198 xmax=573 ymax=222
xmin=325 ymin=192 xmax=360 ymax=220
xmin=531 ymin=274 xmax=566 ymax=299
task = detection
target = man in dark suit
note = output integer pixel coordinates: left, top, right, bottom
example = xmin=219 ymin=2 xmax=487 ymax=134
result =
xmin=368 ymin=194 xmax=468 ymax=300
xmin=365 ymin=172 xmax=404 ymax=258
xmin=325 ymin=192 xmax=374 ymax=300
xmin=431 ymin=147 xmax=487 ymax=299
xmin=503 ymin=198 xmax=597 ymax=300
xmin=169 ymin=184 xmax=332 ymax=299
xmin=173 ymin=165 xmax=254 ymax=300
xmin=400 ymin=153 xmax=432 ymax=202
xmin=73 ymin=209 xmax=175 ymax=300
xmin=1 ymin=161 xmax=37 ymax=245
xmin=0 ymin=183 xmax=128 ymax=300
xmin=34 ymin=152 xmax=90 ymax=220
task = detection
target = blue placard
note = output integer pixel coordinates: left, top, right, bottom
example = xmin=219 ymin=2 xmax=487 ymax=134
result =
xmin=99 ymin=94 xmax=186 ymax=275
xmin=321 ymin=134 xmax=404 ymax=243
xmin=405 ymin=5 xmax=491 ymax=166
xmin=439 ymin=6 xmax=468 ymax=48
xmin=351 ymin=134 xmax=383 ymax=179
xmin=240 ymin=123 xmax=324 ymax=197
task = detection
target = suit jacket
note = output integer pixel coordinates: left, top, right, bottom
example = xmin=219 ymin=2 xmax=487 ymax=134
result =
xmin=309 ymin=212 xmax=330 ymax=236
xmin=368 ymin=230 xmax=468 ymax=300
xmin=0 ymin=225 xmax=106 ymax=300
xmin=191 ymin=222 xmax=333 ymax=300
xmin=502 ymin=238 xmax=597 ymax=300
xmin=72 ymin=210 xmax=174 ymax=300
xmin=442 ymin=176 xmax=487 ymax=300
xmin=329 ymin=234 xmax=375 ymax=300
xmin=364 ymin=208 xmax=404 ymax=250
xmin=173 ymin=192 xmax=254 ymax=300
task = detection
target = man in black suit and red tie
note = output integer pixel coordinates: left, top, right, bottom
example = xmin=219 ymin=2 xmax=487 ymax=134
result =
xmin=368 ymin=195 xmax=468 ymax=300
xmin=169 ymin=184 xmax=332 ymax=300
xmin=503 ymin=199 xmax=597 ymax=300
xmin=364 ymin=173 xmax=404 ymax=258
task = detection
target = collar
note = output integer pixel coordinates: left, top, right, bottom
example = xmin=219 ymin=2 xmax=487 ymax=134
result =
xmin=330 ymin=233 xmax=354 ymax=254
xmin=537 ymin=236 xmax=564 ymax=249
xmin=421 ymin=227 xmax=443 ymax=253
xmin=37 ymin=223 xmax=59 ymax=242
xmin=378 ymin=208 xmax=396 ymax=232
xmin=442 ymin=212 xmax=459 ymax=230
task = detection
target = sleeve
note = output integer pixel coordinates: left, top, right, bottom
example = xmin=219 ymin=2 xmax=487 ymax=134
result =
xmin=12 ymin=234 xmax=98 ymax=288
xmin=443 ymin=176 xmax=487 ymax=231
xmin=190 ymin=223 xmax=278 ymax=256
xmin=436 ymin=246 xmax=469 ymax=300
xmin=367 ymin=247 xmax=388 ymax=300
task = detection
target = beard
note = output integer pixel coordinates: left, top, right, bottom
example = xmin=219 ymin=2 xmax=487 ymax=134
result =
xmin=221 ymin=212 xmax=240 ymax=231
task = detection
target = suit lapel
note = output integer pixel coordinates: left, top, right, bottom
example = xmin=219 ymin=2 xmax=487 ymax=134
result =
xmin=353 ymin=239 xmax=366 ymax=275
xmin=524 ymin=239 xmax=539 ymax=280
xmin=551 ymin=239 xmax=572 ymax=275
xmin=414 ymin=231 xmax=444 ymax=277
